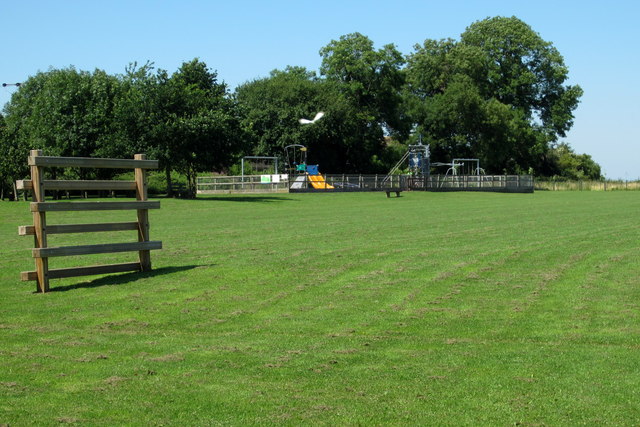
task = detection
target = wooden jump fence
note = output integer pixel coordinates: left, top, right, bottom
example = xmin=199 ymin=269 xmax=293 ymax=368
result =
xmin=17 ymin=150 xmax=162 ymax=293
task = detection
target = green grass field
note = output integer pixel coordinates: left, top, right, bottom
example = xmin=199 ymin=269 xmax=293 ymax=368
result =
xmin=1 ymin=191 xmax=639 ymax=425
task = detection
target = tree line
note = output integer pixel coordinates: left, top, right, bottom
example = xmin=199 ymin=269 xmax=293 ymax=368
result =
xmin=0 ymin=16 xmax=601 ymax=199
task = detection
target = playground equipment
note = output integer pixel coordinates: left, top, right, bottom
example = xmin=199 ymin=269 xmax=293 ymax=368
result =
xmin=290 ymin=163 xmax=334 ymax=190
xmin=431 ymin=160 xmax=463 ymax=177
xmin=240 ymin=155 xmax=282 ymax=190
xmin=384 ymin=143 xmax=430 ymax=183
xmin=381 ymin=139 xmax=500 ymax=191
xmin=432 ymin=158 xmax=485 ymax=176
xmin=284 ymin=144 xmax=307 ymax=177
xmin=455 ymin=158 xmax=484 ymax=176
xmin=431 ymin=158 xmax=485 ymax=188
xmin=307 ymin=173 xmax=334 ymax=189
xmin=288 ymin=110 xmax=334 ymax=190
xmin=284 ymin=144 xmax=334 ymax=190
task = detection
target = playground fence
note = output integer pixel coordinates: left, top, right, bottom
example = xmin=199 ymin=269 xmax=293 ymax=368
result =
xmin=323 ymin=174 xmax=533 ymax=193
xmin=197 ymin=174 xmax=534 ymax=194
xmin=419 ymin=174 xmax=534 ymax=192
xmin=197 ymin=175 xmax=290 ymax=194
xmin=324 ymin=174 xmax=407 ymax=190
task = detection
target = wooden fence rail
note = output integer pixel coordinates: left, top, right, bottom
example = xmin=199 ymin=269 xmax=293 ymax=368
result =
xmin=18 ymin=150 xmax=162 ymax=293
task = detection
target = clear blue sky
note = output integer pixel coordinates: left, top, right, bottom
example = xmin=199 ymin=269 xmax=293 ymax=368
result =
xmin=2 ymin=0 xmax=638 ymax=179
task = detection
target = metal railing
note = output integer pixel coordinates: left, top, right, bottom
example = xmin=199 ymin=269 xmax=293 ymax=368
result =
xmin=197 ymin=175 xmax=290 ymax=194
xmin=423 ymin=174 xmax=534 ymax=192
xmin=197 ymin=174 xmax=534 ymax=194
xmin=327 ymin=174 xmax=533 ymax=192
xmin=324 ymin=174 xmax=406 ymax=190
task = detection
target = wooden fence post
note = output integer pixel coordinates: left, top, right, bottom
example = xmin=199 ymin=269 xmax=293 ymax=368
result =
xmin=30 ymin=150 xmax=50 ymax=293
xmin=135 ymin=154 xmax=152 ymax=271
xmin=18 ymin=153 xmax=161 ymax=291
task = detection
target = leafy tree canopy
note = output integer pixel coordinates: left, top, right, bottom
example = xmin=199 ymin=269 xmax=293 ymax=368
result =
xmin=1 ymin=60 xmax=245 ymax=197
xmin=406 ymin=16 xmax=584 ymax=174
xmin=115 ymin=59 xmax=245 ymax=194
xmin=235 ymin=66 xmax=322 ymax=157
xmin=0 ymin=16 xmax=598 ymax=193
xmin=547 ymin=143 xmax=602 ymax=180
xmin=235 ymin=63 xmax=401 ymax=174
xmin=3 ymin=67 xmax=122 ymax=181
xmin=320 ymin=32 xmax=410 ymax=137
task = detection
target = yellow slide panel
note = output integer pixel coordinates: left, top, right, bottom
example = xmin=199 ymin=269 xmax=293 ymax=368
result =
xmin=308 ymin=174 xmax=334 ymax=189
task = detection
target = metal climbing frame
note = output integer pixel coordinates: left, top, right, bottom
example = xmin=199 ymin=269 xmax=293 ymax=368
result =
xmin=383 ymin=143 xmax=430 ymax=184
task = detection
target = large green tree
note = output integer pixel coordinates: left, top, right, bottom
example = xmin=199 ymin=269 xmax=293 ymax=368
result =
xmin=405 ymin=16 xmax=584 ymax=174
xmin=235 ymin=67 xmax=323 ymax=159
xmin=0 ymin=19 xmax=596 ymax=187
xmin=0 ymin=113 xmax=20 ymax=199
xmin=236 ymin=66 xmax=398 ymax=173
xmin=137 ymin=59 xmax=245 ymax=194
xmin=319 ymin=33 xmax=410 ymax=172
xmin=3 ymin=67 xmax=122 ymax=182
xmin=320 ymin=33 xmax=409 ymax=135
xmin=4 ymin=68 xmax=122 ymax=159
xmin=2 ymin=60 xmax=245 ymax=197
xmin=547 ymin=143 xmax=602 ymax=180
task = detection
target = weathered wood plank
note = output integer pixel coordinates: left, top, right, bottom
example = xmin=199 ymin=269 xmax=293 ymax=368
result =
xmin=134 ymin=154 xmax=152 ymax=271
xmin=28 ymin=156 xmax=158 ymax=169
xmin=19 ymin=222 xmax=139 ymax=236
xmin=30 ymin=149 xmax=50 ymax=292
xmin=21 ymin=262 xmax=142 ymax=281
xmin=30 ymin=201 xmax=160 ymax=212
xmin=32 ymin=241 xmax=162 ymax=258
xmin=18 ymin=180 xmax=137 ymax=191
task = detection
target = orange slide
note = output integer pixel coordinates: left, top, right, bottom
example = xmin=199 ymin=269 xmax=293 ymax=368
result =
xmin=308 ymin=174 xmax=334 ymax=189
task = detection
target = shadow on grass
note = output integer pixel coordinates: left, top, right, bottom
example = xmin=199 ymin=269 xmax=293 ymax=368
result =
xmin=48 ymin=264 xmax=207 ymax=293
xmin=191 ymin=195 xmax=297 ymax=203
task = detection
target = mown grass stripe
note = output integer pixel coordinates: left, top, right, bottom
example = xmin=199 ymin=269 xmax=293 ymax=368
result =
xmin=0 ymin=191 xmax=638 ymax=425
